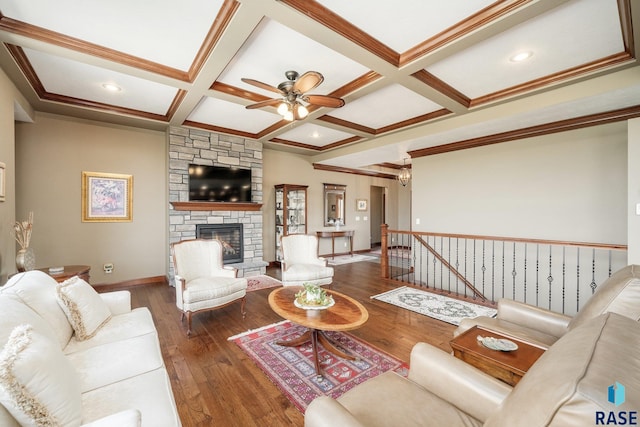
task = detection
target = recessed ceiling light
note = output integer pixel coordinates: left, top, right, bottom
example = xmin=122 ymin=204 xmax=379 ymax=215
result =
xmin=311 ymin=131 xmax=320 ymax=138
xmin=510 ymin=51 xmax=533 ymax=62
xmin=102 ymin=83 xmax=121 ymax=92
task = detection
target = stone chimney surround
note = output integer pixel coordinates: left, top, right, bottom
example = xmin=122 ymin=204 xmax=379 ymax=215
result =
xmin=168 ymin=126 xmax=267 ymax=282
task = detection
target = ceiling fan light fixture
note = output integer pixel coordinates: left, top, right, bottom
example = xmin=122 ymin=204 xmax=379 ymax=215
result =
xmin=296 ymin=103 xmax=309 ymax=119
xmin=243 ymin=70 xmax=345 ymax=121
xmin=277 ymin=102 xmax=289 ymax=116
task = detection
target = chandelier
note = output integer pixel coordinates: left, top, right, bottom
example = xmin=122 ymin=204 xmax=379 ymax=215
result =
xmin=397 ymin=158 xmax=411 ymax=187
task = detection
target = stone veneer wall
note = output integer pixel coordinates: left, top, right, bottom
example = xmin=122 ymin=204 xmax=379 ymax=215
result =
xmin=168 ymin=126 xmax=266 ymax=281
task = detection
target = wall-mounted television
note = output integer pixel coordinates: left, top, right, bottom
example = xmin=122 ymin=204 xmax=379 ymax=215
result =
xmin=188 ymin=164 xmax=252 ymax=202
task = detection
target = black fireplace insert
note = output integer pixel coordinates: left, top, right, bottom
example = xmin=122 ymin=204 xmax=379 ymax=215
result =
xmin=196 ymin=223 xmax=243 ymax=264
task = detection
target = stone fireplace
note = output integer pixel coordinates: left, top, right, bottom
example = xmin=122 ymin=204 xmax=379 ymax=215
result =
xmin=168 ymin=126 xmax=266 ymax=281
xmin=196 ymin=223 xmax=243 ymax=264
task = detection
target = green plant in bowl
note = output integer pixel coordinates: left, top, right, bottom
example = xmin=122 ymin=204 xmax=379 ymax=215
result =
xmin=295 ymin=283 xmax=334 ymax=307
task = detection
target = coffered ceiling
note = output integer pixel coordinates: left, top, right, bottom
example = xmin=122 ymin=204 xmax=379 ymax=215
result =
xmin=0 ymin=0 xmax=638 ymax=175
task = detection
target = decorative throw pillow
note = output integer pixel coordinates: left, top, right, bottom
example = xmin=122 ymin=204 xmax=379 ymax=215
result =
xmin=56 ymin=276 xmax=112 ymax=341
xmin=0 ymin=324 xmax=82 ymax=426
xmin=2 ymin=270 xmax=74 ymax=348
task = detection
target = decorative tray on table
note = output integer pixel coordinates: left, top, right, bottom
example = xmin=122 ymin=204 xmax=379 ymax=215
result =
xmin=294 ymin=283 xmax=335 ymax=310
xmin=477 ymin=335 xmax=518 ymax=352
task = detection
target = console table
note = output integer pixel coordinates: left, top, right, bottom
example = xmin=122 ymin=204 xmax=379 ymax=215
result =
xmin=316 ymin=230 xmax=354 ymax=258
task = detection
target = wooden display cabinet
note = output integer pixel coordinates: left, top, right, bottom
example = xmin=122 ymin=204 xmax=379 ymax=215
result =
xmin=275 ymin=184 xmax=308 ymax=262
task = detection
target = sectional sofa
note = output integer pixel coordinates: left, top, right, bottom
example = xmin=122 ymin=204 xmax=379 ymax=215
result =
xmin=305 ymin=311 xmax=640 ymax=426
xmin=0 ymin=270 xmax=181 ymax=426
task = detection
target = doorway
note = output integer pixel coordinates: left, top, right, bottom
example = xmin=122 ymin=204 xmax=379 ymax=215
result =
xmin=369 ymin=186 xmax=386 ymax=248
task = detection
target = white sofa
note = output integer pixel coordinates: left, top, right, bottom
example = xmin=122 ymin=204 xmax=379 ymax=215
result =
xmin=0 ymin=270 xmax=181 ymax=426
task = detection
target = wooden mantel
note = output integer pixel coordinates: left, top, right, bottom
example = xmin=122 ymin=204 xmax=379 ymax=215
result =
xmin=170 ymin=202 xmax=262 ymax=211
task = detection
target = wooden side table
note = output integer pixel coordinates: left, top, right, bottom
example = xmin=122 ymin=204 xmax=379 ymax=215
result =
xmin=38 ymin=265 xmax=91 ymax=283
xmin=449 ymin=325 xmax=545 ymax=386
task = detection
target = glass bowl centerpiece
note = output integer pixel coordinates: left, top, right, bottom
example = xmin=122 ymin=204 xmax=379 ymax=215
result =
xmin=294 ymin=283 xmax=335 ymax=310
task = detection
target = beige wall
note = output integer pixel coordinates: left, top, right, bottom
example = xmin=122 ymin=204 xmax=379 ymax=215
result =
xmin=411 ymin=122 xmax=628 ymax=245
xmin=15 ymin=112 xmax=167 ymax=284
xmin=0 ymin=68 xmax=33 ymax=283
xmin=262 ymin=149 xmax=402 ymax=261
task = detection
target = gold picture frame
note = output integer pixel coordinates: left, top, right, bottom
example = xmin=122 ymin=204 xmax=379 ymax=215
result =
xmin=356 ymin=199 xmax=368 ymax=211
xmin=82 ymin=171 xmax=133 ymax=222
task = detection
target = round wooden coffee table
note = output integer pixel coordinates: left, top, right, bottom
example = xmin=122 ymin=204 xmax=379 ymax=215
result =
xmin=268 ymin=286 xmax=369 ymax=377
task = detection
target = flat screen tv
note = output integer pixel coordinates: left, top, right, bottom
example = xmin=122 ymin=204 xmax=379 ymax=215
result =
xmin=188 ymin=164 xmax=252 ymax=202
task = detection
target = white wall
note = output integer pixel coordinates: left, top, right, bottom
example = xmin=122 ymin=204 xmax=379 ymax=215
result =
xmin=411 ymin=122 xmax=628 ymax=245
xmin=629 ymin=118 xmax=640 ymax=264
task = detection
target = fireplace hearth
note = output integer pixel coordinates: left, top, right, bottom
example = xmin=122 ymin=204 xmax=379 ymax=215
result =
xmin=196 ymin=224 xmax=243 ymax=264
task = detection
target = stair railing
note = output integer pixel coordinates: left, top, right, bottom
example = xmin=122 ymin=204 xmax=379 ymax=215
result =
xmin=380 ymin=224 xmax=628 ymax=315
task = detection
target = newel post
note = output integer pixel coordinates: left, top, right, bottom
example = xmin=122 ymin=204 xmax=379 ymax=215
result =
xmin=380 ymin=224 xmax=389 ymax=279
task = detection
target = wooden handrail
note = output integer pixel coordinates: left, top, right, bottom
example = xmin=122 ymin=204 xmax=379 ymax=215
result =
xmin=384 ymin=228 xmax=627 ymax=251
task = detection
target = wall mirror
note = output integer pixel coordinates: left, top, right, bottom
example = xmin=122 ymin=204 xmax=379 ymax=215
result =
xmin=323 ymin=183 xmax=346 ymax=226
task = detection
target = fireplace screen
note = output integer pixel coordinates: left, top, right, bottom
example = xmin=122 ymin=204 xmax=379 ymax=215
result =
xmin=196 ymin=223 xmax=243 ymax=264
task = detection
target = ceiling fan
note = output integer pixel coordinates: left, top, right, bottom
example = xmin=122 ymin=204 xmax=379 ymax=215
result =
xmin=242 ymin=70 xmax=345 ymax=121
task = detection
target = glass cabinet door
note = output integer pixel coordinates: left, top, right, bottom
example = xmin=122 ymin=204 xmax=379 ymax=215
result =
xmin=286 ymin=189 xmax=306 ymax=234
xmin=275 ymin=184 xmax=308 ymax=262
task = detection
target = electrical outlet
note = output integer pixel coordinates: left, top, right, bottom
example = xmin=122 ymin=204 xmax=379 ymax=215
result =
xmin=103 ymin=263 xmax=114 ymax=274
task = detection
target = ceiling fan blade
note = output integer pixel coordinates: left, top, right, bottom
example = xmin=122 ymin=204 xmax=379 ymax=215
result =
xmin=303 ymin=94 xmax=345 ymax=108
xmin=241 ymin=78 xmax=282 ymax=95
xmin=245 ymin=98 xmax=282 ymax=109
xmin=293 ymin=71 xmax=323 ymax=94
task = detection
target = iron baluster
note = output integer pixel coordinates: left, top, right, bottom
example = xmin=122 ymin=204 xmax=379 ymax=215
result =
xmin=590 ymin=248 xmax=597 ymax=294
xmin=512 ymin=242 xmax=517 ymax=300
xmin=548 ymin=245 xmax=553 ymax=310
xmin=523 ymin=243 xmax=528 ymax=304
xmin=576 ymin=247 xmax=580 ymax=313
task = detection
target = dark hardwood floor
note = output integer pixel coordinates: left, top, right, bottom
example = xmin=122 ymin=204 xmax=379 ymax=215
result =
xmin=127 ymin=260 xmax=456 ymax=426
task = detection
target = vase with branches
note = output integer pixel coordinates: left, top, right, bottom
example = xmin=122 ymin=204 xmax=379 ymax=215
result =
xmin=14 ymin=211 xmax=34 ymax=249
xmin=14 ymin=212 xmax=35 ymax=271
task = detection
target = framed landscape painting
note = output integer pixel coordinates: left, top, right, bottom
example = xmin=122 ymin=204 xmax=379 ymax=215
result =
xmin=82 ymin=171 xmax=133 ymax=222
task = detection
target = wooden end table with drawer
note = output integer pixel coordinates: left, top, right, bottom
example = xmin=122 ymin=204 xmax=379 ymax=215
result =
xmin=37 ymin=265 xmax=91 ymax=283
xmin=449 ymin=325 xmax=545 ymax=386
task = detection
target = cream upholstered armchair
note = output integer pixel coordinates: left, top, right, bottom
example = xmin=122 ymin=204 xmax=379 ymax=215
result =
xmin=280 ymin=234 xmax=334 ymax=287
xmin=454 ymin=264 xmax=640 ymax=348
xmin=171 ymin=239 xmax=248 ymax=336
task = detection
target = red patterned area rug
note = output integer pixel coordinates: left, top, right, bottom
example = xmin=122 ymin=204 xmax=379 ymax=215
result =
xmin=246 ymin=274 xmax=282 ymax=292
xmin=229 ymin=320 xmax=409 ymax=413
